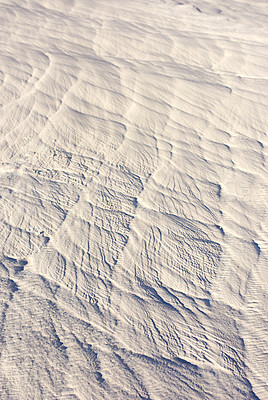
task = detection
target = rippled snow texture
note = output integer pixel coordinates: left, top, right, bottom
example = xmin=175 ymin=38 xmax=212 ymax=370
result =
xmin=0 ymin=0 xmax=267 ymax=399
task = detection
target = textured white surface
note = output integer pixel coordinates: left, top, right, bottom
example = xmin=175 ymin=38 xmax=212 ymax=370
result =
xmin=0 ymin=0 xmax=267 ymax=399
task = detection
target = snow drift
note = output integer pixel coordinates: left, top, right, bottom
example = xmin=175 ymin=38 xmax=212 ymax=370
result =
xmin=0 ymin=0 xmax=267 ymax=399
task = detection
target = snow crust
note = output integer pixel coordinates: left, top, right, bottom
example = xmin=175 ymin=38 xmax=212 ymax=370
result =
xmin=0 ymin=0 xmax=267 ymax=398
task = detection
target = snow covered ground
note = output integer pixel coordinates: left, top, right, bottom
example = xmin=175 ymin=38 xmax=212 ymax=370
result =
xmin=0 ymin=0 xmax=267 ymax=398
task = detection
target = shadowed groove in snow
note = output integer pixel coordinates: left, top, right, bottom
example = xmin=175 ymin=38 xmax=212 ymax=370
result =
xmin=0 ymin=0 xmax=267 ymax=399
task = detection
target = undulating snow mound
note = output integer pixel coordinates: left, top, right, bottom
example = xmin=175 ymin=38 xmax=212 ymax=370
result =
xmin=0 ymin=0 xmax=267 ymax=399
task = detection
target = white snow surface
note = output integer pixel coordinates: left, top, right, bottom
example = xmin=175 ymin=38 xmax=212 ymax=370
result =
xmin=0 ymin=0 xmax=267 ymax=399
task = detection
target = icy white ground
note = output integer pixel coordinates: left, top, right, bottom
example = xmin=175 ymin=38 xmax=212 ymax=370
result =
xmin=0 ymin=0 xmax=267 ymax=399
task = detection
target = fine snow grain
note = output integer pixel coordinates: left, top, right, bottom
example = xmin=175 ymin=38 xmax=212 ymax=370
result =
xmin=0 ymin=0 xmax=267 ymax=399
